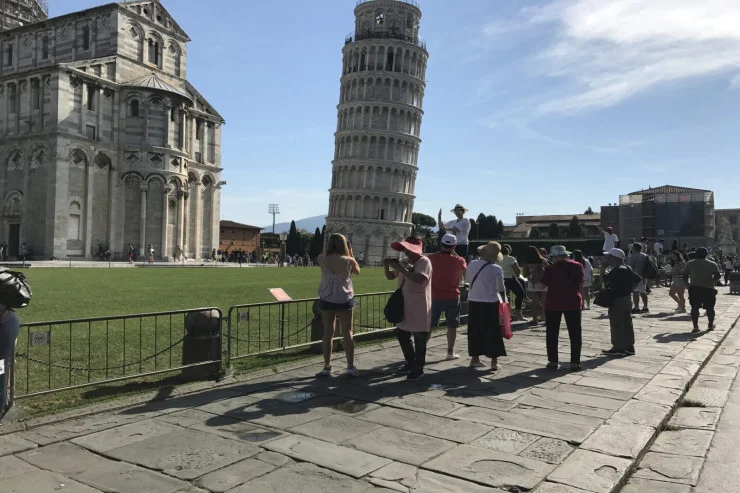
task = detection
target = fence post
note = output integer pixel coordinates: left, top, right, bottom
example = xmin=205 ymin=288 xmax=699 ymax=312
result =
xmin=182 ymin=309 xmax=222 ymax=379
xmin=279 ymin=303 xmax=286 ymax=347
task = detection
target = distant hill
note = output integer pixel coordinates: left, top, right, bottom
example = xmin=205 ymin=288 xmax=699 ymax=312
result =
xmin=262 ymin=215 xmax=326 ymax=234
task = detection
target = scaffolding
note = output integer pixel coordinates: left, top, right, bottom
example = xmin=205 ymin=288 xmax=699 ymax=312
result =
xmin=0 ymin=0 xmax=48 ymax=32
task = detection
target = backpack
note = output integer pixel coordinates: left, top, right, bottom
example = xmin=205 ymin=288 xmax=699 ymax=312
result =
xmin=642 ymin=256 xmax=658 ymax=280
xmin=0 ymin=270 xmax=32 ymax=308
xmin=384 ymin=279 xmax=405 ymax=324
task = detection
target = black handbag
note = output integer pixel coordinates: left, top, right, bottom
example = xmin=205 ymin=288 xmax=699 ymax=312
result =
xmin=593 ymin=289 xmax=614 ymax=308
xmin=0 ymin=270 xmax=31 ymax=309
xmin=384 ymin=279 xmax=405 ymax=324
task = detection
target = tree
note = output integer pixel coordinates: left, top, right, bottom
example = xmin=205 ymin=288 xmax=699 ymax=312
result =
xmin=485 ymin=215 xmax=498 ymax=239
xmin=530 ymin=227 xmax=541 ymax=239
xmin=469 ymin=218 xmax=477 ymax=240
xmin=412 ymin=212 xmax=436 ymax=234
xmin=476 ymin=213 xmax=487 ymax=238
xmin=567 ymin=216 xmax=584 ymax=238
xmin=584 ymin=206 xmax=595 ymax=215
xmin=497 ymin=220 xmax=505 ymax=239
xmin=548 ymin=222 xmax=561 ymax=239
xmin=286 ymin=220 xmax=301 ymax=255
xmin=309 ymin=227 xmax=323 ymax=258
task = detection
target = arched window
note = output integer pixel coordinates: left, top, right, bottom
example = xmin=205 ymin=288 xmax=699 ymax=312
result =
xmin=148 ymin=38 xmax=160 ymax=65
xmin=129 ymin=99 xmax=139 ymax=117
xmin=41 ymin=35 xmax=49 ymax=59
xmin=169 ymin=43 xmax=181 ymax=77
xmin=68 ymin=201 xmax=82 ymax=240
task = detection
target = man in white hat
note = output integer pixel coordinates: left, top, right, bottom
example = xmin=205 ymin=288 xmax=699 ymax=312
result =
xmin=428 ymin=234 xmax=467 ymax=360
xmin=602 ymin=248 xmax=639 ymax=356
xmin=439 ymin=204 xmax=471 ymax=258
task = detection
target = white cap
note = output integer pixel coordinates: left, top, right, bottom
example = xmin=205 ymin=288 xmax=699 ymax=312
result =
xmin=606 ymin=248 xmax=625 ymax=259
xmin=441 ymin=233 xmax=457 ymax=246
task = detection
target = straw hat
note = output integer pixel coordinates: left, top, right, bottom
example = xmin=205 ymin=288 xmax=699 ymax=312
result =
xmin=451 ymin=204 xmax=469 ymax=213
xmin=478 ymin=241 xmax=503 ymax=262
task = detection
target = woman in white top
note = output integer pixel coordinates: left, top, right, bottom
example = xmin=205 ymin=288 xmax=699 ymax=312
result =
xmin=573 ymin=250 xmax=593 ymax=310
xmin=465 ymin=241 xmax=508 ymax=371
xmin=500 ymin=245 xmax=527 ymax=320
xmin=439 ymin=204 xmax=471 ymax=259
xmin=316 ymin=233 xmax=360 ymax=378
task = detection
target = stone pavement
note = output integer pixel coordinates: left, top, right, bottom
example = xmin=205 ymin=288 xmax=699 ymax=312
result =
xmin=2 ymin=288 xmax=739 ymax=493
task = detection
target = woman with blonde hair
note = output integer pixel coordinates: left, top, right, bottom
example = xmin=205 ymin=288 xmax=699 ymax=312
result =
xmin=315 ymin=233 xmax=360 ymax=378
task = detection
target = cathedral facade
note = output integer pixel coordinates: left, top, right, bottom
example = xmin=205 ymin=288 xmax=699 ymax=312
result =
xmin=0 ymin=0 xmax=223 ymax=260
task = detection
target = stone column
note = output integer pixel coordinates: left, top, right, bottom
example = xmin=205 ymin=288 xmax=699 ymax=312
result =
xmin=202 ymin=122 xmax=209 ymax=163
xmin=164 ymin=101 xmax=171 ymax=148
xmin=177 ymin=190 xmax=185 ymax=253
xmin=191 ymin=117 xmax=197 ymax=161
xmin=78 ymin=79 xmax=84 ymax=135
xmin=107 ymin=165 xmax=116 ymax=250
xmin=139 ymin=183 xmax=148 ymax=252
xmin=84 ymin=163 xmax=94 ymax=258
xmin=193 ymin=182 xmax=202 ymax=260
xmin=161 ymin=187 xmax=171 ymax=260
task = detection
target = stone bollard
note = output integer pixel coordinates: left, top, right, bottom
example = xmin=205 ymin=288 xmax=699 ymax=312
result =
xmin=182 ymin=309 xmax=222 ymax=379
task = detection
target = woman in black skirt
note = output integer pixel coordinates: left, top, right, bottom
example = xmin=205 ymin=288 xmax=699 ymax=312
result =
xmin=465 ymin=241 xmax=508 ymax=372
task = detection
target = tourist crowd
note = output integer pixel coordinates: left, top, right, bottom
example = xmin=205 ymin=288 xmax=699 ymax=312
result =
xmin=313 ymin=204 xmax=733 ymax=380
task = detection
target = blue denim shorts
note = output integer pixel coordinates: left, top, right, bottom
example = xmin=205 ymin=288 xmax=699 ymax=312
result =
xmin=319 ymin=299 xmax=356 ymax=311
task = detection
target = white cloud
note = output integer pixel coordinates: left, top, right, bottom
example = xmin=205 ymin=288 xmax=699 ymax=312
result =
xmin=731 ymin=73 xmax=740 ymax=89
xmin=487 ymin=0 xmax=740 ymax=116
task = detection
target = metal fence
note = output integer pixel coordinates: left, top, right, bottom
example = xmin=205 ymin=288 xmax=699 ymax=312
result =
xmin=14 ymin=308 xmax=222 ymax=398
xmin=226 ymin=291 xmax=394 ymax=365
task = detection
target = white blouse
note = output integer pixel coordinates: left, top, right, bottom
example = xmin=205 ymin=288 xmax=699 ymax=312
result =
xmin=466 ymin=260 xmax=507 ymax=303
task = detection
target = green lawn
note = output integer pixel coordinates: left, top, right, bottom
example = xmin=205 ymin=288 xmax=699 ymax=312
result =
xmin=13 ymin=266 xmax=394 ymax=399
xmin=20 ymin=266 xmax=392 ymax=323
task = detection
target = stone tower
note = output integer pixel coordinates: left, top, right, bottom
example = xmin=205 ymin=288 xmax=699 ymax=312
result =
xmin=325 ymin=0 xmax=428 ymax=263
xmin=0 ymin=0 xmax=48 ymax=32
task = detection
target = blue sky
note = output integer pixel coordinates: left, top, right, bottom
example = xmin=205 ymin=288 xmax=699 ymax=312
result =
xmin=55 ymin=0 xmax=740 ymax=228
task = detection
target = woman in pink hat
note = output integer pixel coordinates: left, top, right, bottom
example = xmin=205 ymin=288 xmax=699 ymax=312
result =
xmin=384 ymin=236 xmax=432 ymax=381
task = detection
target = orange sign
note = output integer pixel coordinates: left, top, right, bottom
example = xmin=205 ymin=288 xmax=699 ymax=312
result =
xmin=269 ymin=288 xmax=292 ymax=302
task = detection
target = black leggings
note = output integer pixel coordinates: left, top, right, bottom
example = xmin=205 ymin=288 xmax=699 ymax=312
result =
xmin=545 ymin=310 xmax=582 ymax=364
xmin=396 ymin=329 xmax=429 ymax=373
xmin=505 ymin=278 xmax=526 ymax=311
xmin=688 ymin=286 xmax=717 ymax=328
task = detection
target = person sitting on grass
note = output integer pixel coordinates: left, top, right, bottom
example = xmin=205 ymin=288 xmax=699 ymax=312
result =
xmin=315 ymin=233 xmax=360 ymax=378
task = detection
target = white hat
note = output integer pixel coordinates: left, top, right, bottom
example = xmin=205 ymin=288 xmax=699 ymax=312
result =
xmin=606 ymin=248 xmax=625 ymax=259
xmin=441 ymin=233 xmax=457 ymax=246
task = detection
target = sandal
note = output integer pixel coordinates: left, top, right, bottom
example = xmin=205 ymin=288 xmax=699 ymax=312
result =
xmin=469 ymin=360 xmax=486 ymax=368
xmin=491 ymin=363 xmax=502 ymax=373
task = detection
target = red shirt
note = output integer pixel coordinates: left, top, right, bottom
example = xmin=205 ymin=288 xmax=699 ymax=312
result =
xmin=428 ymin=252 xmax=467 ymax=300
xmin=542 ymin=259 xmax=584 ymax=311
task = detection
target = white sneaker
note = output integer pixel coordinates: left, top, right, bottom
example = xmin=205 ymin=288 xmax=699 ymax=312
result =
xmin=446 ymin=352 xmax=460 ymax=361
xmin=345 ymin=366 xmax=359 ymax=377
xmin=315 ymin=366 xmax=332 ymax=378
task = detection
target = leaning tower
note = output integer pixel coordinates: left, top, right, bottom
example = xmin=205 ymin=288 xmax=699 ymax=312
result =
xmin=325 ymin=0 xmax=428 ymax=263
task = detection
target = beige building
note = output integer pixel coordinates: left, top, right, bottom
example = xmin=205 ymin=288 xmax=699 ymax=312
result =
xmin=0 ymin=0 xmax=224 ymax=260
xmin=325 ymin=0 xmax=428 ymax=263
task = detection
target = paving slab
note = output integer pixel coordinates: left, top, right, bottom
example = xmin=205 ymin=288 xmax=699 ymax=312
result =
xmin=18 ymin=442 xmax=116 ymax=476
xmin=554 ymin=383 xmax=636 ymax=402
xmin=424 ymin=418 xmax=492 ymax=444
xmin=449 ymin=405 xmax=596 ymax=443
xmin=193 ymin=458 xmax=278 ymax=492
xmin=610 ymin=399 xmax=672 ymax=428
xmin=253 ymin=450 xmax=294 ymax=467
xmin=633 ymin=451 xmax=704 ymax=485
xmin=0 ymin=455 xmax=42 ymax=482
xmin=650 ymin=429 xmax=714 ymax=457
xmin=289 ymin=414 xmax=382 ymax=444
xmin=385 ymin=393 xmax=464 ymax=417
xmin=581 ymin=421 xmax=654 ymax=458
xmin=71 ymin=418 xmax=182 ymax=453
xmin=528 ymin=388 xmax=625 ymax=411
xmin=521 ymin=437 xmax=575 ymax=464
xmin=355 ymin=405 xmax=452 ymax=435
xmin=573 ymin=375 xmax=648 ymax=393
xmin=621 ymin=477 xmax=693 ymax=493
xmin=229 ymin=462 xmax=370 ymax=493
xmin=683 ymin=387 xmax=730 ymax=408
xmin=263 ymin=434 xmax=391 ymax=478
xmin=423 ymin=443 xmax=556 ymax=490
xmin=156 ymin=408 xmax=219 ymax=427
xmin=650 ymin=373 xmax=693 ymax=391
xmin=344 ymin=426 xmax=455 ymax=466
xmin=471 ymin=427 xmax=541 ymax=454
xmin=693 ymin=375 xmax=734 ymax=391
xmin=1 ymin=470 xmax=103 ymax=493
xmin=18 ymin=412 xmax=144 ymax=446
xmin=660 ymin=360 xmax=702 ymax=378
xmin=186 ymin=414 xmax=284 ymax=443
xmin=547 ymin=449 xmax=632 ymax=493
xmin=634 ymin=384 xmax=683 ymax=406
xmin=0 ymin=434 xmax=37 ymax=457
xmin=668 ymin=407 xmax=721 ymax=430
xmin=700 ymin=364 xmax=739 ymax=378
xmin=369 ymin=462 xmax=494 ymax=492
xmin=107 ymin=428 xmax=260 ymax=480
xmin=72 ymin=461 xmax=190 ymax=493
xmin=511 ymin=404 xmax=605 ymax=427
xmin=532 ymin=482 xmax=593 ymax=493
xmin=517 ymin=393 xmax=615 ymax=419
